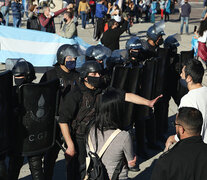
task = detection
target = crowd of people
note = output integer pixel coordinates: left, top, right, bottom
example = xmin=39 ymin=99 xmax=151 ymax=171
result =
xmin=0 ymin=0 xmax=207 ymax=180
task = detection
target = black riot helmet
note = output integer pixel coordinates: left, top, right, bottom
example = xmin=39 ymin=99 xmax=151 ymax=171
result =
xmin=147 ymin=20 xmax=165 ymax=43
xmin=85 ymin=45 xmax=111 ymax=61
xmin=126 ymin=36 xmax=143 ymax=51
xmin=164 ymin=34 xmax=180 ymax=49
xmin=56 ymin=44 xmax=81 ymax=65
xmin=79 ymin=61 xmax=103 ymax=78
xmin=12 ymin=59 xmax=36 ymax=83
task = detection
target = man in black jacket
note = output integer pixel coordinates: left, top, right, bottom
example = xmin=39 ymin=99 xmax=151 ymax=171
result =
xmin=151 ymin=107 xmax=207 ymax=180
xmin=101 ymin=16 xmax=128 ymax=51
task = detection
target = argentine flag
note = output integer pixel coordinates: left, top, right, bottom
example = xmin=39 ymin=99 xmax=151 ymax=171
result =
xmin=0 ymin=26 xmax=90 ymax=67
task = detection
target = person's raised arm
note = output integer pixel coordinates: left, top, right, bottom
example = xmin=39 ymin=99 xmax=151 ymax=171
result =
xmin=125 ymin=93 xmax=163 ymax=108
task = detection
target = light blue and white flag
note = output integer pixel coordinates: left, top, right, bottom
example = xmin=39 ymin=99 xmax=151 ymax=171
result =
xmin=0 ymin=26 xmax=91 ymax=67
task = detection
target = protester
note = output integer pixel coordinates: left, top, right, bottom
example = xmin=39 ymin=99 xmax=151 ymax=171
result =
xmin=160 ymin=0 xmax=165 ymax=20
xmin=27 ymin=4 xmax=41 ymax=30
xmin=101 ymin=17 xmax=128 ymax=51
xmin=150 ymin=0 xmax=157 ymax=23
xmin=151 ymin=107 xmax=207 ymax=180
xmin=86 ymin=88 xmax=137 ymax=179
xmin=78 ymin=0 xmax=90 ymax=29
xmin=165 ymin=59 xmax=207 ymax=150
xmin=104 ymin=14 xmax=111 ymax=32
xmin=0 ymin=0 xmax=9 ymax=26
xmin=191 ymin=26 xmax=199 ymax=57
xmin=39 ymin=5 xmax=70 ymax=33
xmin=165 ymin=0 xmax=171 ymax=21
xmin=11 ymin=0 xmax=24 ymax=27
xmin=138 ymin=0 xmax=146 ymax=23
xmin=93 ymin=0 xmax=108 ymax=41
xmin=58 ymin=12 xmax=77 ymax=38
xmin=89 ymin=0 xmax=96 ymax=26
xmin=0 ymin=11 xmax=5 ymax=25
xmin=197 ymin=18 xmax=207 ymax=62
xmin=180 ymin=0 xmax=191 ymax=35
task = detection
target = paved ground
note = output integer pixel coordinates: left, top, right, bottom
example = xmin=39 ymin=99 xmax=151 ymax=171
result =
xmin=0 ymin=2 xmax=205 ymax=179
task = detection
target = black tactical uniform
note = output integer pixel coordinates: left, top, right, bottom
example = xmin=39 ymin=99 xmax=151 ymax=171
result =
xmin=8 ymin=60 xmax=45 ymax=180
xmin=40 ymin=44 xmax=81 ymax=180
xmin=58 ymin=61 xmax=103 ymax=180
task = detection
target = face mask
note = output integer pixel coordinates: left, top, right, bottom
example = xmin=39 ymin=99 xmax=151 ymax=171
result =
xmin=63 ymin=18 xmax=67 ymax=23
xmin=179 ymin=78 xmax=187 ymax=88
xmin=157 ymin=38 xmax=164 ymax=46
xmin=87 ymin=76 xmax=102 ymax=88
xmin=65 ymin=61 xmax=76 ymax=70
xmin=14 ymin=78 xmax=25 ymax=86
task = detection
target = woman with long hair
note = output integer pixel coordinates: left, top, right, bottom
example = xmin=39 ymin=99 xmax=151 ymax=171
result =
xmin=197 ymin=17 xmax=207 ymax=62
xmin=86 ymin=88 xmax=161 ymax=179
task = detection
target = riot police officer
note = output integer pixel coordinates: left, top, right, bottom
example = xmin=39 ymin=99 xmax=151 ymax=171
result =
xmin=8 ymin=60 xmax=45 ymax=180
xmin=40 ymin=44 xmax=81 ymax=180
xmin=142 ymin=21 xmax=165 ymax=58
xmin=125 ymin=36 xmax=146 ymax=67
xmin=164 ymin=35 xmax=181 ymax=106
xmin=85 ymin=45 xmax=112 ymax=88
xmin=58 ymin=61 xmax=103 ymax=180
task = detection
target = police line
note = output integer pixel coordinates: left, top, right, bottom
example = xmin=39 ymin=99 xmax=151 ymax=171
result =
xmin=0 ymin=25 xmax=91 ymax=67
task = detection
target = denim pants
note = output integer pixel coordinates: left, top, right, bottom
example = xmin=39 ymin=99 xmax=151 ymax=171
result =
xmin=180 ymin=16 xmax=189 ymax=34
xmin=13 ymin=16 xmax=21 ymax=27
xmin=1 ymin=6 xmax=9 ymax=26
xmin=151 ymin=13 xmax=155 ymax=23
xmin=80 ymin=11 xmax=86 ymax=28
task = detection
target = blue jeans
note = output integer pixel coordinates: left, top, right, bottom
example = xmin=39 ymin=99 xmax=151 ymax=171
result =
xmin=180 ymin=16 xmax=189 ymax=34
xmin=13 ymin=16 xmax=21 ymax=27
xmin=151 ymin=13 xmax=155 ymax=23
xmin=80 ymin=11 xmax=86 ymax=28
xmin=22 ymin=0 xmax=28 ymax=17
xmin=1 ymin=6 xmax=9 ymax=26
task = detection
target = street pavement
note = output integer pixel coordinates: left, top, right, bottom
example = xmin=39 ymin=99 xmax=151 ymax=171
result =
xmin=0 ymin=2 xmax=206 ymax=179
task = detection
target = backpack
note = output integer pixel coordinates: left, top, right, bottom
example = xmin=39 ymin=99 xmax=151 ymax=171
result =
xmin=84 ymin=129 xmax=122 ymax=180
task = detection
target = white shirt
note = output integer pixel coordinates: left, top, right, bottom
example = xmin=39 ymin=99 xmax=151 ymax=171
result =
xmin=198 ymin=30 xmax=207 ymax=43
xmin=179 ymin=86 xmax=207 ymax=143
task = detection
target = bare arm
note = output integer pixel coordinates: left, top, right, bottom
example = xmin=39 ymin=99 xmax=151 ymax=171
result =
xmin=59 ymin=123 xmax=76 ymax=157
xmin=125 ymin=93 xmax=163 ymax=108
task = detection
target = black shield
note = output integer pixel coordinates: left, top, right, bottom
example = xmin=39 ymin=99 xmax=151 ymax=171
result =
xmin=0 ymin=70 xmax=13 ymax=155
xmin=110 ymin=66 xmax=141 ymax=129
xmin=154 ymin=48 xmax=169 ymax=97
xmin=17 ymin=79 xmax=59 ymax=156
xmin=136 ymin=58 xmax=158 ymax=120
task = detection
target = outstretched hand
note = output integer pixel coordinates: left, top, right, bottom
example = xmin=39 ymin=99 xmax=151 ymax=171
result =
xmin=148 ymin=94 xmax=163 ymax=108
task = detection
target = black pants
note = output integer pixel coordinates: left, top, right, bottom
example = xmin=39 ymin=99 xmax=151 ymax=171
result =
xmin=66 ymin=135 xmax=86 ymax=180
xmin=165 ymin=12 xmax=169 ymax=21
xmin=0 ymin=154 xmax=7 ymax=180
xmin=8 ymin=155 xmax=44 ymax=180
xmin=44 ymin=127 xmax=62 ymax=180
xmin=93 ymin=18 xmax=104 ymax=40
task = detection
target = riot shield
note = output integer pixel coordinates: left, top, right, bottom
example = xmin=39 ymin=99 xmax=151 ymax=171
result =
xmin=110 ymin=66 xmax=141 ymax=129
xmin=153 ymin=48 xmax=169 ymax=97
xmin=0 ymin=70 xmax=13 ymax=155
xmin=136 ymin=58 xmax=158 ymax=120
xmin=17 ymin=79 xmax=59 ymax=156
